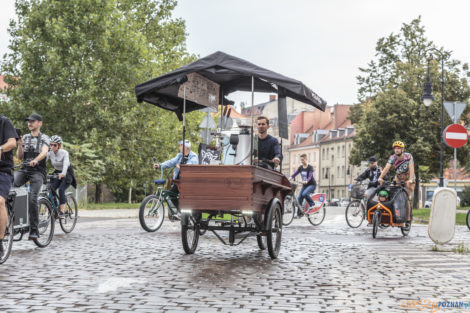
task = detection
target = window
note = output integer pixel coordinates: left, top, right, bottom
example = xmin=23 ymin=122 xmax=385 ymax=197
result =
xmin=313 ymin=152 xmax=316 ymax=162
xmin=342 ymin=145 xmax=345 ymax=157
xmin=308 ymin=153 xmax=311 ymax=162
xmin=342 ymin=166 xmax=345 ymax=177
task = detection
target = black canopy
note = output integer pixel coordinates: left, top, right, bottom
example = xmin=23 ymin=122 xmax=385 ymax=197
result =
xmin=135 ymin=51 xmax=327 ymax=119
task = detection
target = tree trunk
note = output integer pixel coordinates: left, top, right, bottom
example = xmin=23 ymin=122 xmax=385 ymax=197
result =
xmin=128 ymin=179 xmax=133 ymax=204
xmin=95 ymin=183 xmax=103 ymax=203
xmin=413 ymin=173 xmax=420 ymax=210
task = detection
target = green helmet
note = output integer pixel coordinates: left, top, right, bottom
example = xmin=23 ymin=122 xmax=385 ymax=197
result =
xmin=378 ymin=190 xmax=389 ymax=197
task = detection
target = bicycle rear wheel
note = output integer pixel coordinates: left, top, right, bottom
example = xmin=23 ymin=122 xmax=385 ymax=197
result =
xmin=0 ymin=208 xmax=14 ymax=264
xmin=139 ymin=195 xmax=165 ymax=232
xmin=282 ymin=195 xmax=295 ymax=226
xmin=345 ymin=200 xmax=364 ymax=228
xmin=59 ymin=194 xmax=78 ymax=233
xmin=34 ymin=198 xmax=55 ymax=248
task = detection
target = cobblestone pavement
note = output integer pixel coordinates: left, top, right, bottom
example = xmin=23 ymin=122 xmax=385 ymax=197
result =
xmin=0 ymin=207 xmax=469 ymax=313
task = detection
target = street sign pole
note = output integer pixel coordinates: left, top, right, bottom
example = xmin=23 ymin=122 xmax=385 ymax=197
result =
xmin=443 ymin=102 xmax=468 ymax=190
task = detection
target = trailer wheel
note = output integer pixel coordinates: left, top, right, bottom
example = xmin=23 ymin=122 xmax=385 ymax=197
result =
xmin=181 ymin=213 xmax=199 ymax=254
xmin=266 ymin=202 xmax=282 ymax=259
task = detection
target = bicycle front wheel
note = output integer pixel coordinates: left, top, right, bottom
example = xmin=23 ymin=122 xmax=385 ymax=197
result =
xmin=34 ymin=198 xmax=55 ymax=248
xmin=282 ymin=195 xmax=296 ymax=226
xmin=60 ymin=194 xmax=78 ymax=233
xmin=307 ymin=206 xmax=326 ymax=226
xmin=0 ymin=208 xmax=14 ymax=264
xmin=139 ymin=195 xmax=165 ymax=232
xmin=466 ymin=210 xmax=470 ymax=230
xmin=345 ymin=200 xmax=365 ymax=228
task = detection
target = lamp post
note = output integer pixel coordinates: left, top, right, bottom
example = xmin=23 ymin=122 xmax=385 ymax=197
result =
xmin=421 ymin=49 xmax=446 ymax=188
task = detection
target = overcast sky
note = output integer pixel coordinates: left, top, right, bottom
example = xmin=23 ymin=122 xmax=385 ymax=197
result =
xmin=1 ymin=0 xmax=469 ymax=107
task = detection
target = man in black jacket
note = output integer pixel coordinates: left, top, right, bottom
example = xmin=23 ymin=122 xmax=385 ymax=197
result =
xmin=354 ymin=156 xmax=383 ymax=199
xmin=254 ymin=116 xmax=281 ymax=170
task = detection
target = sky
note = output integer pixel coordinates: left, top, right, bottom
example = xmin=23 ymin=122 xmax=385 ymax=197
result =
xmin=1 ymin=0 xmax=470 ymax=108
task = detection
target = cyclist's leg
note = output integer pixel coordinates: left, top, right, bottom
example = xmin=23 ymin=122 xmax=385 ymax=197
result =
xmin=28 ymin=172 xmax=44 ymax=235
xmin=302 ymin=185 xmax=315 ymax=207
xmin=13 ymin=168 xmax=27 ymax=187
xmin=0 ymin=173 xmax=12 ymax=242
xmin=57 ymin=179 xmax=70 ymax=213
xmin=169 ymin=183 xmax=179 ymax=208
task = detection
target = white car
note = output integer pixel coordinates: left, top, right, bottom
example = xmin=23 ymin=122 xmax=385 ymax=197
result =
xmin=340 ymin=198 xmax=350 ymax=207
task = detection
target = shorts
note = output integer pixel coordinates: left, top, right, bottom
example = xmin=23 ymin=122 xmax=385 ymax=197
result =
xmin=0 ymin=172 xmax=13 ymax=201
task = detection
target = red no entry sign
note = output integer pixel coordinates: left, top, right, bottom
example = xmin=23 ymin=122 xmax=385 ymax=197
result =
xmin=443 ymin=124 xmax=468 ymax=148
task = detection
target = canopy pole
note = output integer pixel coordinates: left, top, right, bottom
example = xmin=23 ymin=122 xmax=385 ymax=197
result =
xmin=182 ymin=85 xmax=187 ymax=164
xmin=250 ymin=76 xmax=254 ymax=165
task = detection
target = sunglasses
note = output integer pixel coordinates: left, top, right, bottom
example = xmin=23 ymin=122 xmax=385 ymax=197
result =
xmin=50 ymin=143 xmax=58 ymax=147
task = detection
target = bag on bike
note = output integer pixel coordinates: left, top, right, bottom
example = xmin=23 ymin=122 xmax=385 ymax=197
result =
xmin=392 ymin=190 xmax=409 ymax=223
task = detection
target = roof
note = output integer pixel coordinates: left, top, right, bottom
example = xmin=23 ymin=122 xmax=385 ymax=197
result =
xmin=135 ymin=51 xmax=327 ymax=120
xmin=0 ymin=75 xmax=7 ymax=90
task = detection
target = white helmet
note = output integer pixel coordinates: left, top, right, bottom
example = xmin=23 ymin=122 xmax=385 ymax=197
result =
xmin=50 ymin=135 xmax=63 ymax=144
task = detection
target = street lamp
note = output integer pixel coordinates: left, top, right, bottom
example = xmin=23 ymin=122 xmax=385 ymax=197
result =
xmin=421 ymin=48 xmax=446 ymax=187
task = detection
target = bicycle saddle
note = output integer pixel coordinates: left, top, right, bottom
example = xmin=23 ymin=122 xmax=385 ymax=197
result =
xmin=154 ymin=179 xmax=166 ymax=185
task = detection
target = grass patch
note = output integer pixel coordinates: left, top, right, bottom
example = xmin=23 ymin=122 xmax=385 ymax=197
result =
xmin=413 ymin=208 xmax=468 ymax=226
xmin=81 ymin=202 xmax=141 ymax=210
xmin=452 ymin=242 xmax=470 ymax=254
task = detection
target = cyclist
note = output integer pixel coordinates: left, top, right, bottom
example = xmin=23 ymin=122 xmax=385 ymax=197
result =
xmin=354 ymin=156 xmax=383 ymax=200
xmin=254 ymin=116 xmax=281 ymax=169
xmin=14 ymin=113 xmax=50 ymax=240
xmin=153 ymin=140 xmax=198 ymax=208
xmin=290 ymin=153 xmax=316 ymax=216
xmin=0 ymin=115 xmax=19 ymax=257
xmin=378 ymin=141 xmax=415 ymax=196
xmin=46 ymin=135 xmax=77 ymax=217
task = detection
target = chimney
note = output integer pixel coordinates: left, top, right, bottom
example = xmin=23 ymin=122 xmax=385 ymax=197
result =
xmin=269 ymin=94 xmax=276 ymax=101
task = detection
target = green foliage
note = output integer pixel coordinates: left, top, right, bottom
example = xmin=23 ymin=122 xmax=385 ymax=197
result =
xmin=460 ymin=186 xmax=470 ymax=207
xmin=1 ymin=0 xmax=201 ymax=200
xmin=351 ymin=17 xmax=470 ymax=183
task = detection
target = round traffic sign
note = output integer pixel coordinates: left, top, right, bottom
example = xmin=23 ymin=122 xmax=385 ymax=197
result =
xmin=443 ymin=124 xmax=468 ymax=148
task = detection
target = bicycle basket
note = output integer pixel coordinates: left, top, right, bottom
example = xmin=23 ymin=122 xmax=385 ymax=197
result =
xmin=350 ymin=185 xmax=364 ymax=199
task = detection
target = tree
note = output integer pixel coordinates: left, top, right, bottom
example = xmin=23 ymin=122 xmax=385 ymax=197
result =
xmin=350 ymin=17 xmax=470 ymax=208
xmin=1 ymin=0 xmax=200 ymax=202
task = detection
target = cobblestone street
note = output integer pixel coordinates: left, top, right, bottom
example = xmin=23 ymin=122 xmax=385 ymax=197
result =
xmin=0 ymin=207 xmax=469 ymax=313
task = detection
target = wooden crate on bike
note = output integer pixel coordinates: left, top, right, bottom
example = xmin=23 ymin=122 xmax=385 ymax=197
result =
xmin=176 ymin=164 xmax=291 ymax=213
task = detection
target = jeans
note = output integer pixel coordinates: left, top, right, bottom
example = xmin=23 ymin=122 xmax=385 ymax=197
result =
xmin=50 ymin=177 xmax=71 ymax=205
xmin=14 ymin=169 xmax=44 ymax=232
xmin=297 ymin=184 xmax=316 ymax=207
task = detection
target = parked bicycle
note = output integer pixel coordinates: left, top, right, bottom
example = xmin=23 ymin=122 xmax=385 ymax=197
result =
xmin=283 ymin=182 xmax=326 ymax=226
xmin=139 ymin=164 xmax=180 ymax=232
xmin=40 ymin=174 xmax=78 ymax=233
xmin=345 ymin=182 xmax=369 ymax=228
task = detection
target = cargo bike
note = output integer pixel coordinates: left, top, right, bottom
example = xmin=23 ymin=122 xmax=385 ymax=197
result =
xmin=366 ymin=182 xmax=412 ymax=238
xmin=1 ymin=185 xmax=55 ymax=264
xmin=135 ymin=51 xmax=327 ymax=258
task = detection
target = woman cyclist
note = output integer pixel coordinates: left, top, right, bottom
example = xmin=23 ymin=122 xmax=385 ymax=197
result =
xmin=46 ymin=135 xmax=76 ymax=216
xmin=290 ymin=153 xmax=316 ymax=216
